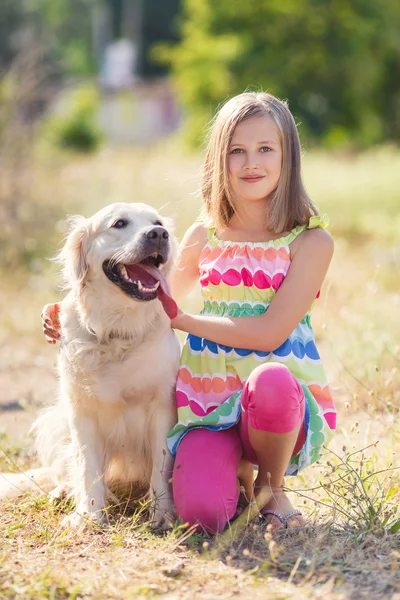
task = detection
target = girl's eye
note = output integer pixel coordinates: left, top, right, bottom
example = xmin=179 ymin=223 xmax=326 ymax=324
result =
xmin=260 ymin=146 xmax=271 ymax=153
xmin=112 ymin=218 xmax=129 ymax=229
xmin=230 ymin=148 xmax=243 ymax=154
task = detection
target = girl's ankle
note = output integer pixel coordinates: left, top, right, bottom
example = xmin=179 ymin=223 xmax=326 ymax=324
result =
xmin=254 ymin=484 xmax=287 ymax=498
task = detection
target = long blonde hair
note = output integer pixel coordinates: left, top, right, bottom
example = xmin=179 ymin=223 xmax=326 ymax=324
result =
xmin=201 ymin=92 xmax=318 ymax=233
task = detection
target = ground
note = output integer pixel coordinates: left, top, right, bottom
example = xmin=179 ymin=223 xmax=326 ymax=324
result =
xmin=0 ymin=145 xmax=399 ymax=599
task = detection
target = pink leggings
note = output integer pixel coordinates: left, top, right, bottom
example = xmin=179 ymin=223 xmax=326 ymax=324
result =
xmin=172 ymin=363 xmax=306 ymax=533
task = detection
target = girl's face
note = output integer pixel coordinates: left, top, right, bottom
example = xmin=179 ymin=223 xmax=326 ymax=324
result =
xmin=228 ymin=116 xmax=282 ymax=206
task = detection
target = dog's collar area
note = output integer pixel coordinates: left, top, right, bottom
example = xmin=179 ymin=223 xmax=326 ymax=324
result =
xmin=84 ymin=324 xmax=137 ymax=343
xmin=107 ymin=330 xmax=137 ymax=341
xmin=85 ymin=323 xmax=158 ymax=344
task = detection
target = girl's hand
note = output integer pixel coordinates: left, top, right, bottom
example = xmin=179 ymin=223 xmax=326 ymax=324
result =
xmin=41 ymin=303 xmax=61 ymax=344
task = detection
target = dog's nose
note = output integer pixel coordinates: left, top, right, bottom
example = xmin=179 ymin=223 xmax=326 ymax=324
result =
xmin=146 ymin=226 xmax=169 ymax=241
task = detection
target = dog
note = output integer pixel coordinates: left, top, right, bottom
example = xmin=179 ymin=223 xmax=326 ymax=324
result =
xmin=0 ymin=202 xmax=181 ymax=529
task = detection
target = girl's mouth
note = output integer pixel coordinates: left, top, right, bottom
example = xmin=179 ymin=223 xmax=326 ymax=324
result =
xmin=241 ymin=176 xmax=265 ymax=183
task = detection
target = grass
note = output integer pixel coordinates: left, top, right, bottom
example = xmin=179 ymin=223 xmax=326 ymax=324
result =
xmin=303 ymin=146 xmax=400 ymax=244
xmin=0 ymin=142 xmax=399 ymax=599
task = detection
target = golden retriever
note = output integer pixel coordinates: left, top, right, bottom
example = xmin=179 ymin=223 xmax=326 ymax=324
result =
xmin=0 ymin=202 xmax=180 ymax=529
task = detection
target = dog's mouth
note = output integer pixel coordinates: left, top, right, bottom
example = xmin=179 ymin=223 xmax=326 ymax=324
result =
xmin=102 ymin=253 xmax=178 ymax=319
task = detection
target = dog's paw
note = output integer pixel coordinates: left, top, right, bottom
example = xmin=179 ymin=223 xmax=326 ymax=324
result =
xmin=151 ymin=506 xmax=176 ymax=532
xmin=61 ymin=510 xmax=106 ymax=531
xmin=61 ymin=512 xmax=86 ymax=530
xmin=48 ymin=484 xmax=68 ymax=504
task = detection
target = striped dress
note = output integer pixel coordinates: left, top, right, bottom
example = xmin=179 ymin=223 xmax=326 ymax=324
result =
xmin=167 ymin=215 xmax=336 ymax=475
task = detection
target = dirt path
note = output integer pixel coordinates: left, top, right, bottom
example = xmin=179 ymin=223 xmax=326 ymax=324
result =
xmin=0 ymin=338 xmax=57 ymax=442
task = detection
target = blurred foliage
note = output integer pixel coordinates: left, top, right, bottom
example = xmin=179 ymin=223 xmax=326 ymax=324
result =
xmin=0 ymin=0 xmax=181 ymax=79
xmin=141 ymin=0 xmax=181 ymax=77
xmin=0 ymin=1 xmax=26 ymax=69
xmin=157 ymin=0 xmax=400 ymax=147
xmin=0 ymin=38 xmax=66 ymax=270
xmin=0 ymin=0 xmax=96 ymax=77
xmin=44 ymin=84 xmax=103 ymax=152
xmin=1 ymin=0 xmax=399 ymax=151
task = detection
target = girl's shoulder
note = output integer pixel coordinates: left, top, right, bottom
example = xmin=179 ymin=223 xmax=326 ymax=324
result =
xmin=290 ymin=217 xmax=334 ymax=259
xmin=178 ymin=221 xmax=209 ymax=265
xmin=181 ymin=220 xmax=209 ymax=247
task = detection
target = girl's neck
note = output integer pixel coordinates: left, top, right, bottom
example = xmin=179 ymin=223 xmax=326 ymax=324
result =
xmin=216 ymin=219 xmax=289 ymax=244
xmin=220 ymin=203 xmax=286 ymax=243
xmin=231 ymin=202 xmax=266 ymax=229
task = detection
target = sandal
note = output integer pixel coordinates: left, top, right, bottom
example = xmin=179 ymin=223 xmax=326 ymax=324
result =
xmin=260 ymin=508 xmax=307 ymax=531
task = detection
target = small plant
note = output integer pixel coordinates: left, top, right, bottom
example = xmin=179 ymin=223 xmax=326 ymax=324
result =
xmin=0 ymin=433 xmax=38 ymax=473
xmin=295 ymin=444 xmax=400 ymax=534
xmin=45 ymin=83 xmax=103 ymax=153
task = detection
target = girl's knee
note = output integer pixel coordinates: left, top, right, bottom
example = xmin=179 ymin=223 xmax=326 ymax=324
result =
xmin=175 ymin=494 xmax=231 ymax=534
xmin=247 ymin=363 xmax=298 ymax=395
xmin=172 ymin=428 xmax=241 ymax=534
xmin=242 ymin=363 xmax=304 ymax=432
xmin=173 ymin=469 xmax=236 ymax=534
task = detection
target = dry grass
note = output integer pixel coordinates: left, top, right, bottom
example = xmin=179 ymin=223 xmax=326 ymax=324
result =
xmin=0 ymin=143 xmax=399 ymax=599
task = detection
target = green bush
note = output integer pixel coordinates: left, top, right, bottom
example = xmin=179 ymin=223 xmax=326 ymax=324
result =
xmin=156 ymin=0 xmax=400 ymax=148
xmin=46 ymin=84 xmax=103 ymax=153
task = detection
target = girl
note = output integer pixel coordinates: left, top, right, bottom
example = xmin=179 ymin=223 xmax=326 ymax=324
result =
xmin=42 ymin=91 xmax=336 ymax=534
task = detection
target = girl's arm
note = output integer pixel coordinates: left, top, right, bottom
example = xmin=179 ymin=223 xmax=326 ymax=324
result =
xmin=170 ymin=222 xmax=208 ymax=304
xmin=172 ymin=228 xmax=334 ymax=352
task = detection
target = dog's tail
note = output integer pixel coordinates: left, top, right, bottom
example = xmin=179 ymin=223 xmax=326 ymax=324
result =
xmin=30 ymin=403 xmax=71 ymax=473
xmin=0 ymin=403 xmax=70 ymax=501
xmin=0 ymin=467 xmax=58 ymax=499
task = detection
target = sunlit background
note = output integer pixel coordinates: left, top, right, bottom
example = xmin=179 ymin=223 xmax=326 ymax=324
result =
xmin=0 ymin=2 xmax=399 ymax=597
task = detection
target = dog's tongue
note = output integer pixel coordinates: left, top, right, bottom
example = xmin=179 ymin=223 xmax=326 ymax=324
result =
xmin=125 ymin=264 xmax=178 ymax=319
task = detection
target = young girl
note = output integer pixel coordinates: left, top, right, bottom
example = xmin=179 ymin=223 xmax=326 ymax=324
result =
xmin=42 ymin=92 xmax=336 ymax=534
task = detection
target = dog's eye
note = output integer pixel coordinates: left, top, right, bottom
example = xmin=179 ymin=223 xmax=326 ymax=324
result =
xmin=112 ymin=219 xmax=129 ymax=229
xmin=154 ymin=220 xmax=163 ymax=227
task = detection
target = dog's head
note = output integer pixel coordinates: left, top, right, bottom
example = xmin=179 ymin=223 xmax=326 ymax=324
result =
xmin=59 ymin=203 xmax=178 ymax=319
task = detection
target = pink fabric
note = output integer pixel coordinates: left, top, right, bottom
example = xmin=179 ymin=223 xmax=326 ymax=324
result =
xmin=239 ymin=363 xmax=306 ymax=463
xmin=172 ymin=363 xmax=306 ymax=533
xmin=173 ymin=428 xmax=241 ymax=534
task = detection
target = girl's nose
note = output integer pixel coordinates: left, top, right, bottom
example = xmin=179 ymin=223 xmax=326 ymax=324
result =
xmin=244 ymin=154 xmax=260 ymax=169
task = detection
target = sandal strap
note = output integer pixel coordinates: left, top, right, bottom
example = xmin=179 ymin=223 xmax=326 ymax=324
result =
xmin=261 ymin=509 xmax=303 ymax=529
xmin=283 ymin=510 xmax=303 ymax=527
xmin=260 ymin=509 xmax=286 ymax=526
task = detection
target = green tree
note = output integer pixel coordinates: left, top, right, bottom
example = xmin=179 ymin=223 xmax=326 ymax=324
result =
xmin=0 ymin=0 xmax=96 ymax=76
xmin=159 ymin=0 xmax=400 ymax=147
xmin=0 ymin=0 xmax=27 ymax=69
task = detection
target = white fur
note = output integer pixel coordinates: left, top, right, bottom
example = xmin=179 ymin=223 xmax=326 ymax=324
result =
xmin=1 ymin=203 xmax=180 ymax=529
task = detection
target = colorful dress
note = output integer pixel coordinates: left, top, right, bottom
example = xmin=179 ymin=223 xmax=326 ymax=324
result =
xmin=167 ymin=215 xmax=336 ymax=475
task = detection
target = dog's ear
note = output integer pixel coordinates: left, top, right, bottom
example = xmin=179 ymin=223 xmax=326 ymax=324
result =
xmin=58 ymin=215 xmax=90 ymax=289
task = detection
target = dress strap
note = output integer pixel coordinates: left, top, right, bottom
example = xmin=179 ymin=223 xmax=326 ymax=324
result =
xmin=194 ymin=217 xmax=216 ymax=244
xmin=307 ymin=214 xmax=329 ymax=230
xmin=206 ymin=226 xmax=217 ymax=243
xmin=285 ymin=213 xmax=329 ymax=244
